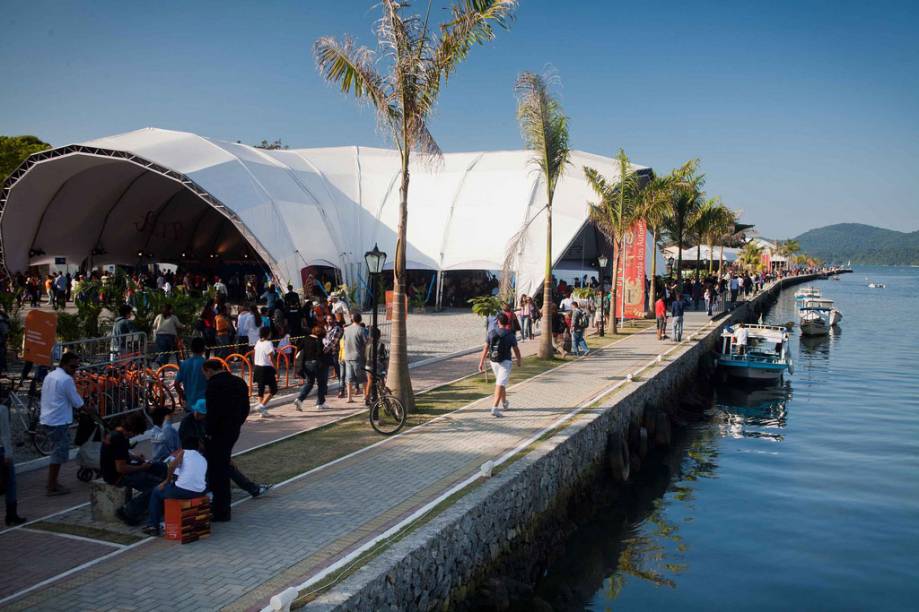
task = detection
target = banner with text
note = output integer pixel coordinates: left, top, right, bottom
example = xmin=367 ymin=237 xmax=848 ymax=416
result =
xmin=614 ymin=219 xmax=648 ymax=320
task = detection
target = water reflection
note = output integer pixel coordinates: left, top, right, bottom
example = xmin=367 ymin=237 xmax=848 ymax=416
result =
xmin=713 ymin=381 xmax=790 ymax=441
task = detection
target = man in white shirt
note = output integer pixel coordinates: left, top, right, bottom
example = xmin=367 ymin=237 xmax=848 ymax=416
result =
xmin=330 ymin=295 xmax=349 ymax=317
xmin=39 ymin=353 xmax=85 ymax=495
xmin=213 ymin=277 xmax=228 ymax=297
xmin=143 ymin=434 xmax=208 ymax=536
xmin=236 ymin=305 xmax=255 ymax=349
xmin=559 ymin=295 xmax=574 ymax=312
xmin=733 ymin=323 xmax=749 ymax=355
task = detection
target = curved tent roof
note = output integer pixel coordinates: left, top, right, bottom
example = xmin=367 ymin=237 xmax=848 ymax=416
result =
xmin=0 ymin=128 xmax=647 ymax=295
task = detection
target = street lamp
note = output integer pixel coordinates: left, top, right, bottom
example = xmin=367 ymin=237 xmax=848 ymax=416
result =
xmin=364 ymin=244 xmax=387 ymax=403
xmin=597 ymin=255 xmax=608 ymax=337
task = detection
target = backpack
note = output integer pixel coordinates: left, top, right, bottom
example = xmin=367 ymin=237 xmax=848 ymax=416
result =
xmin=488 ymin=332 xmax=504 ymax=362
xmin=573 ymin=310 xmax=588 ymax=331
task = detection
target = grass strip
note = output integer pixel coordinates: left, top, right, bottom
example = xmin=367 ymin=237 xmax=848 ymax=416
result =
xmin=28 ymin=521 xmax=144 ymax=546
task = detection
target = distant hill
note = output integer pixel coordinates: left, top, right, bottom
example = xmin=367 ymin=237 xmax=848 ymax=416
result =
xmin=794 ymin=223 xmax=919 ymax=265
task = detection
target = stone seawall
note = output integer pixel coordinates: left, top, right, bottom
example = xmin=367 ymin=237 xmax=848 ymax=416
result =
xmin=306 ymin=274 xmax=827 ymax=611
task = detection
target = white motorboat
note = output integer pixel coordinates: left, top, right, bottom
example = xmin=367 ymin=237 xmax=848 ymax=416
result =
xmin=867 ymin=282 xmax=886 ymax=288
xmin=794 ymin=287 xmax=821 ymax=303
xmin=799 ymin=298 xmax=840 ymax=335
xmin=717 ymin=324 xmax=793 ymax=382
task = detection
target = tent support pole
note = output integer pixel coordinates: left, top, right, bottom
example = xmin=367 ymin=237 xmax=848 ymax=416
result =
xmin=435 ymin=270 xmax=444 ymax=311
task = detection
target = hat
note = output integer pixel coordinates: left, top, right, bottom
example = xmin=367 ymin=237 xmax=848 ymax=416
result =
xmin=191 ymin=399 xmax=207 ymax=415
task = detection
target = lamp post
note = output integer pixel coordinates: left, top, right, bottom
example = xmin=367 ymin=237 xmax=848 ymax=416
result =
xmin=597 ymin=255 xmax=608 ymax=336
xmin=364 ymin=243 xmax=387 ymax=403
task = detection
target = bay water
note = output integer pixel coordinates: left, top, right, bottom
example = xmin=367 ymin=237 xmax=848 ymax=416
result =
xmin=535 ymin=266 xmax=919 ymax=610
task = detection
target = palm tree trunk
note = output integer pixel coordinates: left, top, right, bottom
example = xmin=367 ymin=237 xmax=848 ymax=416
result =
xmin=676 ymin=221 xmax=684 ymax=287
xmin=610 ymin=246 xmax=620 ymax=336
xmin=718 ymin=243 xmax=724 ymax=275
xmin=708 ymin=241 xmax=715 ymax=274
xmin=695 ymin=243 xmax=701 ymax=281
xmin=539 ymin=202 xmax=555 ymax=359
xmin=386 ymin=152 xmax=416 ymax=412
xmin=647 ymin=227 xmax=657 ymax=317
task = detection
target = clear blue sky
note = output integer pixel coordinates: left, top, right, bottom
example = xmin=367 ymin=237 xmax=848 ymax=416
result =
xmin=2 ymin=0 xmax=917 ymax=238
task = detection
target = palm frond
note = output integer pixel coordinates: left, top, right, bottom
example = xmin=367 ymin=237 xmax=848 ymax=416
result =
xmin=437 ymin=0 xmax=517 ymax=77
xmin=515 ymin=71 xmax=571 ymax=198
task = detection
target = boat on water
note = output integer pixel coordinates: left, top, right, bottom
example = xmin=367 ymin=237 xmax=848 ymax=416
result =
xmin=794 ymin=287 xmax=821 ymax=303
xmin=799 ymin=298 xmax=841 ymax=335
xmin=868 ymin=282 xmax=886 ymax=288
xmin=717 ymin=324 xmax=793 ymax=382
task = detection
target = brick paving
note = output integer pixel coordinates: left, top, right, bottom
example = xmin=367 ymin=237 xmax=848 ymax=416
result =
xmin=0 ymin=313 xmax=715 ymax=610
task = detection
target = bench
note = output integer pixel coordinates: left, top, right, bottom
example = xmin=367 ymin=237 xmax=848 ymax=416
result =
xmin=89 ymin=480 xmax=132 ymax=522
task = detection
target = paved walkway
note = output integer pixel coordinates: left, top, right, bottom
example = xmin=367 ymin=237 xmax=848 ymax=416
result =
xmin=0 ymin=312 xmax=715 ymax=610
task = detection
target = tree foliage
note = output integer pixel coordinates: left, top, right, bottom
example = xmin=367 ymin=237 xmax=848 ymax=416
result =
xmin=0 ymin=135 xmax=51 ymax=181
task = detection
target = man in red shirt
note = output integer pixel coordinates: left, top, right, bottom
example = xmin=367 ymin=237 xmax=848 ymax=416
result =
xmin=655 ymin=294 xmax=667 ymax=341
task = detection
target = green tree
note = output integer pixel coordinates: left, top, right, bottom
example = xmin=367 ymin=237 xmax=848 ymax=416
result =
xmin=662 ymin=159 xmax=705 ymax=284
xmin=0 ymin=135 xmax=51 ymax=180
xmin=738 ymin=241 xmax=764 ymax=271
xmin=314 ymin=0 xmax=516 ymax=410
xmin=636 ymin=172 xmax=673 ymax=310
xmin=584 ymin=149 xmax=642 ymax=335
xmin=691 ymin=197 xmax=735 ymax=277
xmin=515 ymin=71 xmax=571 ymax=359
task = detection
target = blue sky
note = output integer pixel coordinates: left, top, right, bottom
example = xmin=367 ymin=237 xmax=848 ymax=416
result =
xmin=2 ymin=0 xmax=917 ymax=238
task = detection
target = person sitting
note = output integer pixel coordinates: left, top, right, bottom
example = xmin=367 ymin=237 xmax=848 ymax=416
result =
xmin=148 ymin=407 xmax=179 ymax=463
xmin=102 ymin=414 xmax=167 ymax=526
xmin=143 ymin=435 xmax=208 ymax=536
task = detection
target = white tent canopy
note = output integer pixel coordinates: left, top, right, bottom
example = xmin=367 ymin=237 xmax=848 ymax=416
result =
xmin=0 ymin=128 xmax=648 ymax=296
xmin=663 ymin=244 xmax=740 ymax=263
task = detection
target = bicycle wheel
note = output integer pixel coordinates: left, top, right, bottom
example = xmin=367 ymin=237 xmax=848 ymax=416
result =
xmin=370 ymin=394 xmax=406 ymax=435
xmin=32 ymin=425 xmax=54 ymax=456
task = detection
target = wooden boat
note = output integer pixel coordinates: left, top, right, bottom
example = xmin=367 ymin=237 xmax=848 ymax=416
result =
xmin=717 ymin=324 xmax=793 ymax=382
xmin=799 ymin=298 xmax=840 ymax=335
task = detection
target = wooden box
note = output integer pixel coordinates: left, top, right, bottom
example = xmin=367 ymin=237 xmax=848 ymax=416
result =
xmin=164 ymin=496 xmax=211 ymax=544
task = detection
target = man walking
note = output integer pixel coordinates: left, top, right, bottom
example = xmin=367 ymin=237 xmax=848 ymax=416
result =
xmin=671 ymin=292 xmax=686 ymax=342
xmin=570 ymin=301 xmax=590 ymax=356
xmin=202 ymin=359 xmax=249 ymax=521
xmin=478 ymin=313 xmax=522 ymax=418
xmin=342 ymin=313 xmax=367 ymax=404
xmin=175 ymin=337 xmax=208 ymax=410
xmin=655 ymin=294 xmax=667 ymax=341
xmin=40 ymin=352 xmax=84 ymax=495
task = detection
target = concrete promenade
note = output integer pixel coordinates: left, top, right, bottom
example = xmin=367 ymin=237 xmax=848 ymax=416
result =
xmin=0 ymin=310 xmax=719 ymax=611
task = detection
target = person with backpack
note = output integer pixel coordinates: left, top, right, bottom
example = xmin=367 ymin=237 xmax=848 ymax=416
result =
xmin=477 ymin=312 xmax=522 ymax=418
xmin=569 ymin=301 xmax=590 ymax=356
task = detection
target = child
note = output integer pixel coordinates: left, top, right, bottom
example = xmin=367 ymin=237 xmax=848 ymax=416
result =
xmin=253 ymin=326 xmax=277 ymax=417
xmin=143 ymin=435 xmax=208 ymax=536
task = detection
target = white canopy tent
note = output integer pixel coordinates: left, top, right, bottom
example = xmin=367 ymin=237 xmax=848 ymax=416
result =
xmin=0 ymin=128 xmax=648 ymax=299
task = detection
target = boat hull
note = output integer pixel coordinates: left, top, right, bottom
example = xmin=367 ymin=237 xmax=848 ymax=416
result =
xmin=718 ymin=359 xmax=787 ymax=381
xmin=800 ymin=319 xmax=829 ymax=336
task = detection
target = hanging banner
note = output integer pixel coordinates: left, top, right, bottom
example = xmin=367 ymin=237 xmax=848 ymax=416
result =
xmin=23 ymin=310 xmax=58 ymax=367
xmin=614 ymin=219 xmax=648 ymax=320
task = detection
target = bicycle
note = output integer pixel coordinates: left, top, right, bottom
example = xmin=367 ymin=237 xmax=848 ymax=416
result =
xmin=368 ymin=374 xmax=406 ymax=436
xmin=1 ymin=381 xmax=53 ymax=456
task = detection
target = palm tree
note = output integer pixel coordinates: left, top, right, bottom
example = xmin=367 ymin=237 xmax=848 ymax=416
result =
xmin=515 ymin=71 xmax=571 ymax=359
xmin=314 ymin=0 xmax=516 ymax=410
xmin=662 ymin=159 xmax=704 ymax=287
xmin=692 ymin=197 xmax=734 ymax=276
xmin=584 ymin=149 xmax=642 ymax=335
xmin=636 ymin=173 xmax=673 ymax=312
xmin=738 ymin=241 xmax=764 ymax=271
xmin=776 ymin=239 xmax=800 ymax=270
xmin=709 ymin=206 xmax=738 ymax=274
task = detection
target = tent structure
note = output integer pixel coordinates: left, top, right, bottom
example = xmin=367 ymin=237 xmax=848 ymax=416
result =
xmin=0 ymin=128 xmax=649 ymax=300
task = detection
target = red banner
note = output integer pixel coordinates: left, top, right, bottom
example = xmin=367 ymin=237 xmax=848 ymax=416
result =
xmin=614 ymin=220 xmax=647 ymax=320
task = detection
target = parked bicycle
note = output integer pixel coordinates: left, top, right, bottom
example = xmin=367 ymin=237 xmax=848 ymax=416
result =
xmin=368 ymin=375 xmax=406 ymax=436
xmin=1 ymin=381 xmax=53 ymax=456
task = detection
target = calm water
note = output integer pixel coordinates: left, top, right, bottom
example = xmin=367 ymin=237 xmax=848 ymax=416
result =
xmin=537 ymin=267 xmax=919 ymax=610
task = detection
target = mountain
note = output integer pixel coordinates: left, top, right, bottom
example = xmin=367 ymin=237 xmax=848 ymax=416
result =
xmin=794 ymin=223 xmax=919 ymax=265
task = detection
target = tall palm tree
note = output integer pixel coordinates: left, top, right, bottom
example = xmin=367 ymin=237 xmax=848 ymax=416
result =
xmin=636 ymin=172 xmax=673 ymax=313
xmin=738 ymin=241 xmax=764 ymax=271
xmin=314 ymin=0 xmax=516 ymax=410
xmin=515 ymin=71 xmax=571 ymax=359
xmin=777 ymin=238 xmax=800 ymax=270
xmin=708 ymin=205 xmax=738 ymax=274
xmin=584 ymin=149 xmax=642 ymax=335
xmin=691 ymin=197 xmax=730 ymax=277
xmin=662 ymin=159 xmax=704 ymax=286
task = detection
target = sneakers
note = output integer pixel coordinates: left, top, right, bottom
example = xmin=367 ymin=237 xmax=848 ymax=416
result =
xmin=257 ymin=404 xmax=269 ymax=417
xmin=316 ymin=403 xmax=331 ymax=410
xmin=293 ymin=399 xmax=303 ymax=412
xmin=5 ymin=513 xmax=27 ymax=526
xmin=502 ymin=398 xmax=510 ymax=410
xmin=490 ymin=406 xmax=503 ymax=418
xmin=141 ymin=525 xmax=161 ymax=537
xmin=251 ymin=483 xmax=273 ymax=498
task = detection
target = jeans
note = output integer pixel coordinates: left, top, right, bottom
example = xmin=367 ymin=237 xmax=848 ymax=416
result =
xmin=673 ymin=316 xmax=684 ymax=342
xmin=2 ymin=454 xmax=17 ymax=505
xmin=572 ymin=330 xmax=590 ymax=356
xmin=519 ymin=316 xmax=532 ymax=340
xmin=298 ymin=361 xmax=328 ymax=405
xmin=705 ymin=298 xmax=713 ymax=316
xmin=147 ymin=482 xmax=202 ymax=527
xmin=229 ymin=461 xmax=259 ymax=495
xmin=155 ymin=334 xmax=178 ymax=365
xmin=121 ymin=467 xmax=167 ymax=521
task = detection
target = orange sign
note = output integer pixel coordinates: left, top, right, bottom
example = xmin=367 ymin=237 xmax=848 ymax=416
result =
xmin=384 ymin=291 xmax=408 ymax=321
xmin=23 ymin=310 xmax=58 ymax=366
xmin=614 ymin=219 xmax=648 ymax=320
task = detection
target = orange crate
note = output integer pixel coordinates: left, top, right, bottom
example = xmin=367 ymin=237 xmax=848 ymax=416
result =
xmin=164 ymin=496 xmax=211 ymax=543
